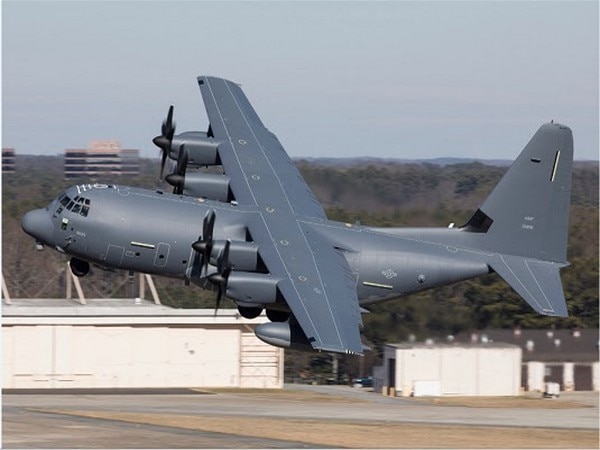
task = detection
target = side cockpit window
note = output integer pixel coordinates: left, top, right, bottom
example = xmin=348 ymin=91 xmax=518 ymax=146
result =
xmin=59 ymin=195 xmax=71 ymax=207
xmin=55 ymin=194 xmax=71 ymax=216
xmin=56 ymin=194 xmax=91 ymax=217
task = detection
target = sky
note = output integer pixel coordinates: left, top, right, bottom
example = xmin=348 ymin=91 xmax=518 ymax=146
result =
xmin=2 ymin=0 xmax=598 ymax=160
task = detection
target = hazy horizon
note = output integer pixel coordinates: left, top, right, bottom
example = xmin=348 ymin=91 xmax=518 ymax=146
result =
xmin=3 ymin=1 xmax=598 ymax=160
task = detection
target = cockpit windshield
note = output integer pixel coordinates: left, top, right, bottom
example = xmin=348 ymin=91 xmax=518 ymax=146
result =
xmin=56 ymin=194 xmax=91 ymax=217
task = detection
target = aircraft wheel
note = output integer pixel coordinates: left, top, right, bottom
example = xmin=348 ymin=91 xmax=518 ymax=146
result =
xmin=238 ymin=306 xmax=263 ymax=319
xmin=70 ymin=258 xmax=90 ymax=277
xmin=266 ymin=309 xmax=290 ymax=322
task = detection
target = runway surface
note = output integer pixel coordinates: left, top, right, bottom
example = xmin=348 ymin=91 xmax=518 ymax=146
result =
xmin=3 ymin=385 xmax=598 ymax=448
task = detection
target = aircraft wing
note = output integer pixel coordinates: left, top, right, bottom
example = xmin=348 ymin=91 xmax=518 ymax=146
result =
xmin=247 ymin=218 xmax=364 ymax=354
xmin=198 ymin=76 xmax=363 ymax=354
xmin=197 ymin=76 xmax=326 ymax=219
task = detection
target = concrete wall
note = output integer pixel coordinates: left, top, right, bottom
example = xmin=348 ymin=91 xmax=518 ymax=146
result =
xmin=2 ymin=305 xmax=283 ymax=389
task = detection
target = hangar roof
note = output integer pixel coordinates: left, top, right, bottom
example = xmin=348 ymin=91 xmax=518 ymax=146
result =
xmin=2 ymin=298 xmax=266 ymax=326
xmin=386 ymin=342 xmax=520 ymax=350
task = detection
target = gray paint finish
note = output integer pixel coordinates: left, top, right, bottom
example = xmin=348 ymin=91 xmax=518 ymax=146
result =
xmin=21 ymin=76 xmax=574 ymax=355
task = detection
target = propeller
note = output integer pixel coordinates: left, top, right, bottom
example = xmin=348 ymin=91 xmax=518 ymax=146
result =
xmin=152 ymin=105 xmax=175 ymax=179
xmin=192 ymin=209 xmax=216 ymax=275
xmin=165 ymin=144 xmax=188 ymax=194
xmin=208 ymin=239 xmax=232 ymax=315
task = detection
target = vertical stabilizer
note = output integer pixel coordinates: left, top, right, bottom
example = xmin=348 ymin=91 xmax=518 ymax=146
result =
xmin=463 ymin=122 xmax=573 ymax=263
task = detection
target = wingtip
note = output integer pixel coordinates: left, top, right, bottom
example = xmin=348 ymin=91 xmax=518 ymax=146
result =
xmin=197 ymin=75 xmax=240 ymax=87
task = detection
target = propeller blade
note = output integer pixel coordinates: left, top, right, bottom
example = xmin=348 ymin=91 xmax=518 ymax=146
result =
xmin=215 ymin=284 xmax=223 ymax=315
xmin=204 ymin=209 xmax=215 ymax=243
xmin=159 ymin=146 xmax=168 ymax=180
xmin=208 ymin=239 xmax=232 ymax=316
xmin=191 ymin=210 xmax=216 ymax=275
xmin=176 ymin=144 xmax=188 ymax=177
xmin=153 ymin=105 xmax=176 ymax=180
xmin=170 ymin=145 xmax=187 ymax=195
xmin=165 ymin=105 xmax=174 ymax=139
xmin=219 ymin=239 xmax=231 ymax=274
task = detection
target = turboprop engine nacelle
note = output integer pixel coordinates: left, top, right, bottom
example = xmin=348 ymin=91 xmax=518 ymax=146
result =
xmin=170 ymin=131 xmax=221 ymax=166
xmin=179 ymin=173 xmax=232 ymax=202
xmin=209 ymin=241 xmax=263 ymax=272
xmin=226 ymin=272 xmax=280 ymax=305
xmin=255 ymin=321 xmax=314 ymax=351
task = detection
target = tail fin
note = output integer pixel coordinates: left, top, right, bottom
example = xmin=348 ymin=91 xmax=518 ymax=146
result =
xmin=463 ymin=122 xmax=573 ymax=263
xmin=463 ymin=123 xmax=573 ymax=317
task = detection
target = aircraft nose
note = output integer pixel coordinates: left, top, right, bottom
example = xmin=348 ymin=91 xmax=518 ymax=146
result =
xmin=21 ymin=208 xmax=55 ymax=245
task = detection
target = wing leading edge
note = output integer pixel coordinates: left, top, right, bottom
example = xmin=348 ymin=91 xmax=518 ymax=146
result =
xmin=197 ymin=76 xmax=326 ymax=219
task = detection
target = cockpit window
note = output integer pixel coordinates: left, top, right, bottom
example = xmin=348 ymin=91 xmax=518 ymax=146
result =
xmin=60 ymin=195 xmax=71 ymax=207
xmin=56 ymin=194 xmax=91 ymax=217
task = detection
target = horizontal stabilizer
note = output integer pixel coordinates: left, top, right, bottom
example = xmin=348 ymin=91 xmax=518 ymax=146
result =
xmin=489 ymin=255 xmax=568 ymax=317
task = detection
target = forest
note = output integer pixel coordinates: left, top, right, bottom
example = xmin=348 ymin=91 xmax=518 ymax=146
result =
xmin=2 ymin=155 xmax=598 ymax=381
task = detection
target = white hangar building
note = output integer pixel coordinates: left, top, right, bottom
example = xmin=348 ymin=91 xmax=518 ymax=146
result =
xmin=376 ymin=342 xmax=522 ymax=397
xmin=2 ymin=298 xmax=283 ymax=389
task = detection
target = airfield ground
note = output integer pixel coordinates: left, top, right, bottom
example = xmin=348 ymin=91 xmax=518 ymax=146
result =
xmin=3 ymin=385 xmax=598 ymax=448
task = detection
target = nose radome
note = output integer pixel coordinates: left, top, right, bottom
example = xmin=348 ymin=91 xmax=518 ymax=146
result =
xmin=21 ymin=209 xmax=54 ymax=245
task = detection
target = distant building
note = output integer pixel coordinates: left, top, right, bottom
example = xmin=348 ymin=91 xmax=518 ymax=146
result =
xmin=374 ymin=329 xmax=599 ymax=396
xmin=376 ymin=343 xmax=522 ymax=397
xmin=2 ymin=148 xmax=15 ymax=173
xmin=64 ymin=141 xmax=140 ymax=178
xmin=455 ymin=329 xmax=599 ymax=392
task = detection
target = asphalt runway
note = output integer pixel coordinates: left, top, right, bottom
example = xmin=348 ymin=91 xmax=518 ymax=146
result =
xmin=3 ymin=385 xmax=598 ymax=448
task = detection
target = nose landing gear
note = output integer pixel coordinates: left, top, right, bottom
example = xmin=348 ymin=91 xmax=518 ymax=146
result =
xmin=69 ymin=258 xmax=90 ymax=277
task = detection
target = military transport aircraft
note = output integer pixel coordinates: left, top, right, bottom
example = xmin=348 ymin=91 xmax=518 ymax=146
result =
xmin=22 ymin=76 xmax=573 ymax=355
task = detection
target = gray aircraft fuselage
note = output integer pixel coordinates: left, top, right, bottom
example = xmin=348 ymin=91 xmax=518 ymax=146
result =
xmin=27 ymin=182 xmax=490 ymax=309
xmin=20 ymin=76 xmax=572 ymax=353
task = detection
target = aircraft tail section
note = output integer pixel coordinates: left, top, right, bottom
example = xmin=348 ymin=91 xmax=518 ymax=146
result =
xmin=463 ymin=122 xmax=573 ymax=263
xmin=462 ymin=122 xmax=573 ymax=317
xmin=487 ymin=255 xmax=568 ymax=317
